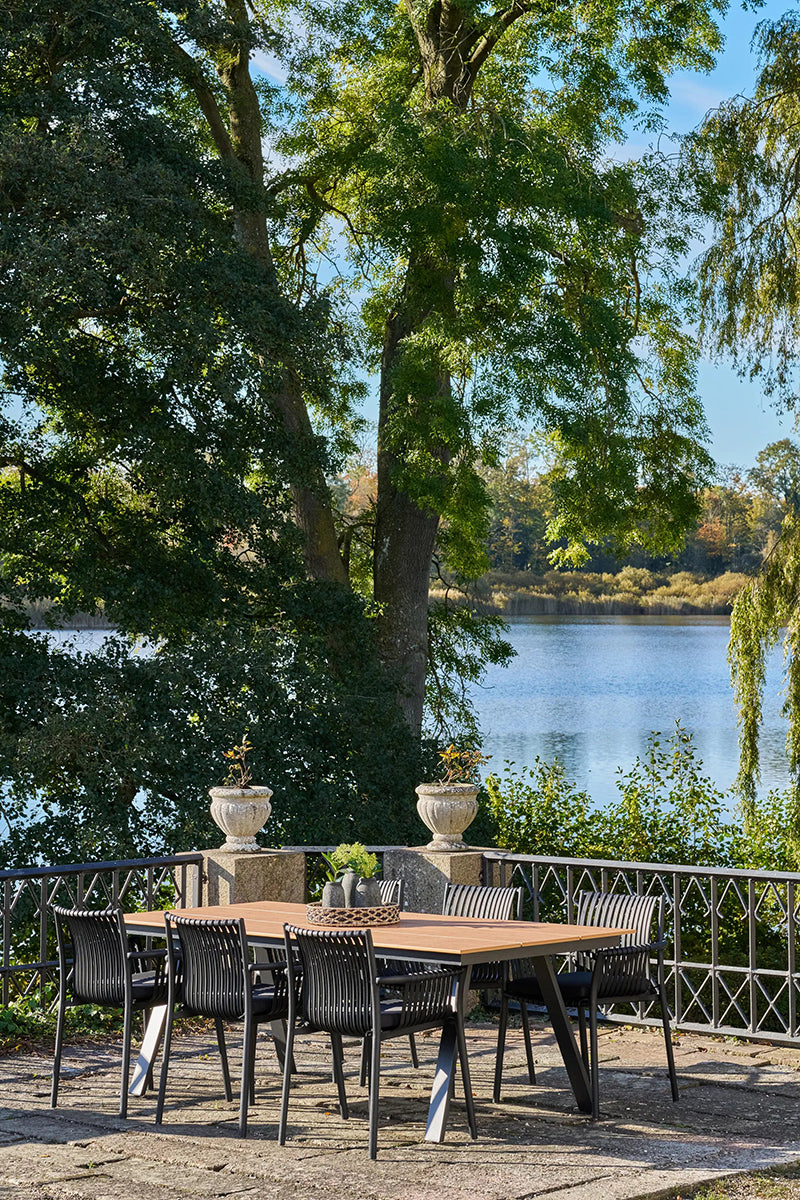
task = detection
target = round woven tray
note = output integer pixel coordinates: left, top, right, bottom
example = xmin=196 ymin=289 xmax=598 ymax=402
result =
xmin=305 ymin=902 xmax=400 ymax=927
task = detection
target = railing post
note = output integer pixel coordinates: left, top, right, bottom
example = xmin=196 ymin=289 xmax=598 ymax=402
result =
xmin=789 ymin=881 xmax=797 ymax=1038
xmin=2 ymin=879 xmax=10 ymax=1007
xmin=748 ymin=877 xmax=758 ymax=1035
xmin=710 ymin=875 xmax=720 ymax=1032
xmin=39 ymin=876 xmax=48 ymax=1006
xmin=673 ymin=871 xmax=682 ymax=1026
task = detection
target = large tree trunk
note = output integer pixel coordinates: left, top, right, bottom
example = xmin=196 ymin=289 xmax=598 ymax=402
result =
xmin=374 ymin=270 xmax=452 ymax=733
xmin=372 ymin=4 xmax=519 ymax=732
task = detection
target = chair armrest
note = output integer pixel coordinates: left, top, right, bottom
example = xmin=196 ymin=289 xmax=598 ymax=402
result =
xmin=592 ymin=941 xmax=664 ymax=961
xmin=379 ymin=970 xmax=459 ymax=988
xmin=249 ymin=959 xmax=288 ymax=974
xmin=126 ymin=947 xmax=168 ymax=964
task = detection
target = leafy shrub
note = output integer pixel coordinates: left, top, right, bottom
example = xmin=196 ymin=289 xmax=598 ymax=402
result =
xmin=485 ymin=721 xmax=799 ymax=873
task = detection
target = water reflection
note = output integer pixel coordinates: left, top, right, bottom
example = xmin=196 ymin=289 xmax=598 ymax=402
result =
xmin=470 ymin=615 xmax=790 ymax=807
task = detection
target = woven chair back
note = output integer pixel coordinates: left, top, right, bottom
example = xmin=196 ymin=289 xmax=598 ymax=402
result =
xmin=576 ymin=891 xmax=660 ymax=944
xmin=442 ymin=883 xmax=523 ymax=921
xmin=166 ymin=913 xmax=248 ymax=1021
xmin=287 ymin=925 xmax=377 ymax=1038
xmin=442 ymin=884 xmax=522 ymax=988
xmin=52 ymin=905 xmax=127 ymax=1007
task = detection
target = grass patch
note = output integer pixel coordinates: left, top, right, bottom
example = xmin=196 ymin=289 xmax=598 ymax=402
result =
xmin=669 ymin=1165 xmax=800 ymax=1199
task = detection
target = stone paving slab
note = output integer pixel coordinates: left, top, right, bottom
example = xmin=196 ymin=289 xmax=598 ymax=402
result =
xmin=1 ymin=1020 xmax=800 ymax=1199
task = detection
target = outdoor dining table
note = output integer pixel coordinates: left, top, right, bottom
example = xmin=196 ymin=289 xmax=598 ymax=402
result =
xmin=124 ymin=899 xmax=631 ymax=1141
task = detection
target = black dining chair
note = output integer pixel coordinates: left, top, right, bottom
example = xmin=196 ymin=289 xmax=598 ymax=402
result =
xmin=280 ymin=923 xmax=477 ymax=1159
xmin=51 ymin=904 xmax=170 ymax=1117
xmin=494 ymin=890 xmax=679 ymax=1116
xmin=378 ymin=878 xmax=403 ymax=907
xmin=440 ymin=882 xmax=535 ymax=1087
xmin=364 ymin=880 xmax=526 ymax=1084
xmin=155 ymin=912 xmax=290 ymax=1136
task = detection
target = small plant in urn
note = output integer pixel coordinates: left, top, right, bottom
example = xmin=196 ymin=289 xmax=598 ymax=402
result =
xmin=415 ymin=744 xmax=491 ymax=851
xmin=208 ymin=733 xmax=273 ymax=853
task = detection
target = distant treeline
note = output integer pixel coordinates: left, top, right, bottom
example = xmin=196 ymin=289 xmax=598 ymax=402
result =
xmin=453 ymin=567 xmax=746 ymax=616
xmin=481 ymin=436 xmax=800 ymax=579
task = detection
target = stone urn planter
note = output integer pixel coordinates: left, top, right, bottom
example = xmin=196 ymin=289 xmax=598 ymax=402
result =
xmin=208 ymin=785 xmax=273 ymax=853
xmin=415 ymin=782 xmax=479 ymax=851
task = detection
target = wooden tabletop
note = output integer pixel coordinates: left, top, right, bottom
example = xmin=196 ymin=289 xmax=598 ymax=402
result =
xmin=124 ymin=900 xmax=631 ymax=965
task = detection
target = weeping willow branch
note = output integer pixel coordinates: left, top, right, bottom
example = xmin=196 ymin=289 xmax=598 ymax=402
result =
xmin=729 ymin=512 xmax=800 ymax=836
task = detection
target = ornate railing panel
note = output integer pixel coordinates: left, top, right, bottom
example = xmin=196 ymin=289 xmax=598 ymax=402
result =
xmin=0 ymin=853 xmax=203 ymax=1006
xmin=482 ymin=851 xmax=800 ymax=1045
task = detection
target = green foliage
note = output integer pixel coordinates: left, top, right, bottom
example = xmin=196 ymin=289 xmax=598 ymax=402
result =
xmin=690 ymin=14 xmax=800 ymax=405
xmin=325 ymin=842 xmax=380 ymax=879
xmin=0 ymin=607 xmax=425 ymax=866
xmin=728 ymin=516 xmax=800 ymax=843
xmin=480 ymin=439 xmax=800 ymax=579
xmin=0 ymin=992 xmax=124 ymax=1053
xmin=0 ymin=0 xmax=432 ymax=862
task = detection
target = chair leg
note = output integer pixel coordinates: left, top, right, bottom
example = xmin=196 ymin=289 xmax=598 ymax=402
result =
xmin=215 ymin=1018 xmax=233 ymax=1102
xmin=367 ymin=1030 xmax=381 ymax=1160
xmin=455 ymin=1018 xmax=478 ymax=1140
xmin=659 ymin=983 xmax=679 ymax=1102
xmin=330 ymin=1033 xmax=349 ymax=1120
xmin=577 ymin=1007 xmax=589 ymax=1068
xmin=248 ymin=1025 xmax=257 ymax=1106
xmin=120 ymin=999 xmax=133 ymax=1118
xmin=408 ymin=1032 xmax=419 ymax=1069
xmin=239 ymin=1018 xmax=254 ymax=1137
xmin=155 ymin=1002 xmax=175 ymax=1126
xmin=520 ymin=1001 xmax=536 ymax=1085
xmin=359 ymin=1038 xmax=369 ymax=1088
xmin=588 ymin=1008 xmax=600 ymax=1119
xmin=51 ymin=996 xmax=66 ymax=1108
xmin=493 ymin=993 xmax=509 ymax=1103
xmin=278 ymin=1018 xmax=296 ymax=1145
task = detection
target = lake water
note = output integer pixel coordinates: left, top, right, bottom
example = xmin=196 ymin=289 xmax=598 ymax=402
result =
xmin=468 ymin=615 xmax=791 ymax=807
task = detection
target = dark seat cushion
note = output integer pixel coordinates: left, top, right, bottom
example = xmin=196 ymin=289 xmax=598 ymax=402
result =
xmin=131 ymin=970 xmax=169 ymax=1004
xmin=507 ymin=971 xmax=593 ymax=1003
xmin=507 ymin=970 xmax=656 ymax=1004
xmin=378 ymin=997 xmax=447 ymax=1031
xmin=251 ymin=984 xmax=288 ymax=1018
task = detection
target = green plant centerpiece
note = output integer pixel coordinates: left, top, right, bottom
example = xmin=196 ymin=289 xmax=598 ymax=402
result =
xmin=321 ymin=842 xmax=382 ymax=908
xmin=208 ymin=733 xmax=273 ymax=853
xmin=415 ymin=745 xmax=490 ymax=852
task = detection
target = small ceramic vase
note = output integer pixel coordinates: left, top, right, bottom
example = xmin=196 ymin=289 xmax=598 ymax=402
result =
xmin=354 ymin=876 xmax=382 ymax=908
xmin=322 ymin=880 xmax=345 ymax=909
xmin=341 ymin=869 xmax=359 ymax=907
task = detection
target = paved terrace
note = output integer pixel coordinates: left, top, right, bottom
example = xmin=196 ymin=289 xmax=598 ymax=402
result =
xmin=2 ymin=1017 xmax=800 ymax=1200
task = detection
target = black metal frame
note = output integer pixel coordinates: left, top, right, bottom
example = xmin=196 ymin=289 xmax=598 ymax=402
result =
xmin=156 ymin=911 xmax=290 ymax=1137
xmin=51 ymin=904 xmax=169 ymax=1117
xmin=280 ymin=923 xmax=478 ymax=1159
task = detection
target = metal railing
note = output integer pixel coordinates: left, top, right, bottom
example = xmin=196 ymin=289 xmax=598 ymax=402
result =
xmin=482 ymin=851 xmax=800 ymax=1045
xmin=1 ymin=853 xmax=203 ymax=1006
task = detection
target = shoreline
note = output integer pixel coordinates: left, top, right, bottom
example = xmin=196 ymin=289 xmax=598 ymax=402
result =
xmin=431 ymin=567 xmax=750 ymax=617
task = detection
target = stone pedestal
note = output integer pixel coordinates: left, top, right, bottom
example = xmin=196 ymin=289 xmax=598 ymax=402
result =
xmin=188 ymin=848 xmax=306 ymax=907
xmin=382 ymin=847 xmax=485 ymax=914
